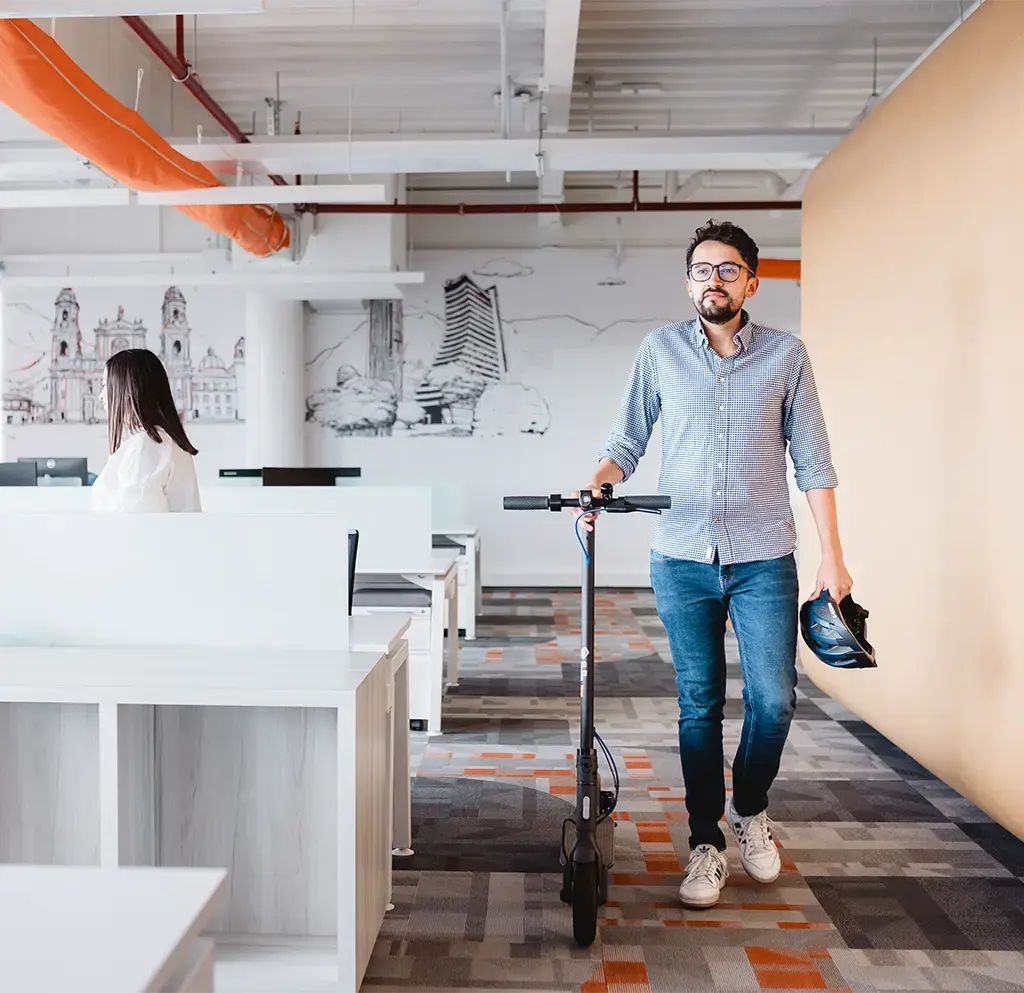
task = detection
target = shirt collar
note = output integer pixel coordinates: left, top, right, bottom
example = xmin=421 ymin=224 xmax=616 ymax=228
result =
xmin=686 ymin=310 xmax=753 ymax=352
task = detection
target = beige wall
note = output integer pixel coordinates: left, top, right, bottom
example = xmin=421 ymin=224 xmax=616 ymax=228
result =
xmin=798 ymin=0 xmax=1024 ymax=839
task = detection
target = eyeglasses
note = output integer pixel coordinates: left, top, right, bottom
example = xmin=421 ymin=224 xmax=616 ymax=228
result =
xmin=687 ymin=262 xmax=753 ymax=282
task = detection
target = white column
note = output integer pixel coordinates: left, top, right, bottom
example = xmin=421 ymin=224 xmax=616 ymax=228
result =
xmin=244 ymin=294 xmax=305 ymax=468
xmin=0 ymin=277 xmax=6 ymax=464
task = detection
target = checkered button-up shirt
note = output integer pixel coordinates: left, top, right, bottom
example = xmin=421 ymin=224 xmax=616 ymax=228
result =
xmin=598 ymin=313 xmax=838 ymax=565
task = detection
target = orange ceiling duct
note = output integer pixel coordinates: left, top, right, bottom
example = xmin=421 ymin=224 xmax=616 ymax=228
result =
xmin=0 ymin=17 xmax=289 ymax=258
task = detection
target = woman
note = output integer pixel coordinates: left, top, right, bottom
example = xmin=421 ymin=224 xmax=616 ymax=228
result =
xmin=92 ymin=348 xmax=202 ymax=512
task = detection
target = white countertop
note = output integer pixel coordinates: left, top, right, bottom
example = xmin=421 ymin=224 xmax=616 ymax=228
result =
xmin=0 ymin=865 xmax=225 ymax=993
xmin=0 ymin=645 xmax=387 ymax=707
xmin=349 ymin=614 xmax=411 ymax=654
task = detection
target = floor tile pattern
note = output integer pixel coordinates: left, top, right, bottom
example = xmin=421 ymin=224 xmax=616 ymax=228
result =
xmin=363 ymin=589 xmax=1024 ymax=992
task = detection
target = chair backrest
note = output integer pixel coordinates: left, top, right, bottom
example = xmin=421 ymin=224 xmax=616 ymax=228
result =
xmin=347 ymin=529 xmax=359 ymax=616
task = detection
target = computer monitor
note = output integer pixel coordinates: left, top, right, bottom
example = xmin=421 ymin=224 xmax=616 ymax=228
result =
xmin=262 ymin=467 xmax=338 ymax=487
xmin=0 ymin=461 xmax=38 ymax=486
xmin=260 ymin=467 xmax=362 ymax=486
xmin=18 ymin=457 xmax=88 ymax=486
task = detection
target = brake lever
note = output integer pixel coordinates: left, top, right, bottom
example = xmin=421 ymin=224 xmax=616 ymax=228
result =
xmin=603 ymin=503 xmax=663 ymax=515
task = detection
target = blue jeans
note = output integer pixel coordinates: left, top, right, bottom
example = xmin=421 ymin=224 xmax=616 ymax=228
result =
xmin=650 ymin=549 xmax=798 ymax=851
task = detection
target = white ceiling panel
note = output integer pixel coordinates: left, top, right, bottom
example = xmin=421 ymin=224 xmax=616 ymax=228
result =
xmin=0 ymin=0 xmax=975 ymax=203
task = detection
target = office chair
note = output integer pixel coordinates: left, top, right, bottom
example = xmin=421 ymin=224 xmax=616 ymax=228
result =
xmin=347 ymin=529 xmax=359 ymax=616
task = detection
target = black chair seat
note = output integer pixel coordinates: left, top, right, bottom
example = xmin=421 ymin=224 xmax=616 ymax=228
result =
xmin=352 ymin=577 xmax=431 ymax=608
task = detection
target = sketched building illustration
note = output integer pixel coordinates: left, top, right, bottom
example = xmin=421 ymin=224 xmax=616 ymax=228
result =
xmin=10 ymin=286 xmax=245 ymax=425
xmin=307 ymin=267 xmax=550 ymax=438
xmin=48 ymin=289 xmax=145 ymax=423
xmin=415 ymin=274 xmax=509 ymax=426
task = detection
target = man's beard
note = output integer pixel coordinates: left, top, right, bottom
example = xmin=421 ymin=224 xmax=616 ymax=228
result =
xmin=695 ymin=291 xmax=741 ymax=324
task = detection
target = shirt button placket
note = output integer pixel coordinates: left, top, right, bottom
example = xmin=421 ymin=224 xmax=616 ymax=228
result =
xmin=711 ymin=359 xmax=731 ymax=559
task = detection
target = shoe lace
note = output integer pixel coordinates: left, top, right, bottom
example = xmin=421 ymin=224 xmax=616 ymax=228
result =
xmin=684 ymin=846 xmax=724 ymax=885
xmin=739 ymin=811 xmax=777 ymax=850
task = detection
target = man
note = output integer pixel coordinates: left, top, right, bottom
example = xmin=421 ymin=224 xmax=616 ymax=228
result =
xmin=580 ymin=219 xmax=852 ymax=909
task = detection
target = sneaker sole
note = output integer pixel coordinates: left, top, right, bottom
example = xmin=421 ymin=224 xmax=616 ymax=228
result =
xmin=678 ymin=891 xmax=722 ymax=909
xmin=740 ymin=862 xmax=781 ymax=885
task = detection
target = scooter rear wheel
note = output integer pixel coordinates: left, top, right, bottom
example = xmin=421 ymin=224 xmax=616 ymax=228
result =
xmin=571 ymin=859 xmax=600 ymax=947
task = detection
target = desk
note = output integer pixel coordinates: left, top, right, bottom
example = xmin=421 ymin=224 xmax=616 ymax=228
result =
xmin=433 ymin=526 xmax=481 ymax=640
xmin=349 ymin=614 xmax=413 ymax=863
xmin=0 ymin=646 xmax=392 ymax=993
xmin=0 ymin=865 xmax=226 ymax=993
xmin=354 ymin=550 xmax=459 ymax=733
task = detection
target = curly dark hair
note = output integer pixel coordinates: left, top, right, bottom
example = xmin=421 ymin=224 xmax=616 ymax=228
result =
xmin=686 ymin=219 xmax=759 ymax=274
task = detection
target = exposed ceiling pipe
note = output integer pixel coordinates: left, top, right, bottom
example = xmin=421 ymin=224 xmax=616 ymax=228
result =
xmin=298 ymin=169 xmax=799 ymax=214
xmin=174 ymin=13 xmax=184 ymax=64
xmin=301 ymin=200 xmax=800 ymax=215
xmin=499 ymin=0 xmax=510 ymax=140
xmin=122 ymin=14 xmax=288 ymax=186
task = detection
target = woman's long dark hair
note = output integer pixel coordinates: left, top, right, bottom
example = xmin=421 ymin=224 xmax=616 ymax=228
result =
xmin=104 ymin=348 xmax=198 ymax=456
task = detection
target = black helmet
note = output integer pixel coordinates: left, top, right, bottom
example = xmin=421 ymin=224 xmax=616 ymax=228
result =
xmin=799 ymin=591 xmax=876 ymax=669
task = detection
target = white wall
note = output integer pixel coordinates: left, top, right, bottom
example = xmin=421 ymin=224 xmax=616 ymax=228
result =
xmin=2 ymin=215 xmax=801 ymax=588
xmin=306 ymin=246 xmax=802 ymax=586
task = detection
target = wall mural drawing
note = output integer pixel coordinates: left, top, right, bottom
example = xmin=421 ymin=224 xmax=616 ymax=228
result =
xmin=306 ymin=271 xmax=551 ymax=438
xmin=4 ymin=286 xmax=245 ymax=426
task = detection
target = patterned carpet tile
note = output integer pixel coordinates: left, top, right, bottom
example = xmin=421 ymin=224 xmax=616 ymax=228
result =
xmin=364 ymin=588 xmax=1024 ymax=993
xmin=805 ymin=877 xmax=1024 ymax=951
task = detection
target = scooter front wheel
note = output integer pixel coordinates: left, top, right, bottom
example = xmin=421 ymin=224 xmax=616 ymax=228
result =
xmin=571 ymin=859 xmax=600 ymax=947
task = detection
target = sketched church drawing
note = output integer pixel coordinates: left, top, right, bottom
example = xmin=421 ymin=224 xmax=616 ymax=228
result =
xmin=17 ymin=286 xmax=246 ymax=425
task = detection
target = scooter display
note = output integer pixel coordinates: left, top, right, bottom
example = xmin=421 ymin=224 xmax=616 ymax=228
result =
xmin=502 ymin=484 xmax=671 ymax=946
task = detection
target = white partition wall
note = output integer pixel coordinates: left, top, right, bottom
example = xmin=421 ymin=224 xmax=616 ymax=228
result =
xmin=0 ymin=512 xmax=386 ymax=956
xmin=0 ymin=513 xmax=350 ymax=650
xmin=202 ymin=483 xmax=434 ymax=571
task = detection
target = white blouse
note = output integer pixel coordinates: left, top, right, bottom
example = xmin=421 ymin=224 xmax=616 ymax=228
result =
xmin=91 ymin=427 xmax=202 ymax=513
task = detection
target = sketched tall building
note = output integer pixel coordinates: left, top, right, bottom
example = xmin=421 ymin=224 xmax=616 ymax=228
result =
xmin=416 ymin=275 xmax=508 ymax=423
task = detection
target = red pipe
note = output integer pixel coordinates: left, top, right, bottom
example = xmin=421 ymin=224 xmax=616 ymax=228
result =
xmin=122 ymin=15 xmax=288 ymax=186
xmin=174 ymin=14 xmax=184 ymax=64
xmin=301 ymin=198 xmax=801 ymax=215
xmin=299 ymin=168 xmax=799 ymax=214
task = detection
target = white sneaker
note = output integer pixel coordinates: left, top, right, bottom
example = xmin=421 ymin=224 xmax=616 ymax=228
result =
xmin=725 ymin=796 xmax=781 ymax=884
xmin=678 ymin=843 xmax=729 ymax=908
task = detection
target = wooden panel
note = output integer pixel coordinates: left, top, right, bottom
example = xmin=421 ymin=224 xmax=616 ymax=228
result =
xmin=799 ymin=0 xmax=1024 ymax=838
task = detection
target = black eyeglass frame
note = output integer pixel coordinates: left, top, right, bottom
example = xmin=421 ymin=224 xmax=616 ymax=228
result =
xmin=686 ymin=262 xmax=756 ymax=282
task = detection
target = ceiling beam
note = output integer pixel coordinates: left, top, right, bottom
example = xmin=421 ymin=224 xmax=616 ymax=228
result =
xmin=0 ymin=131 xmax=845 ymax=186
xmin=1 ymin=1 xmax=264 ymax=13
xmin=538 ymin=0 xmax=582 ymax=220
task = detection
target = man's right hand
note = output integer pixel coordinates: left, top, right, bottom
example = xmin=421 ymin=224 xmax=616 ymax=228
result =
xmin=572 ymin=460 xmax=626 ymax=531
xmin=571 ymin=485 xmax=605 ymax=532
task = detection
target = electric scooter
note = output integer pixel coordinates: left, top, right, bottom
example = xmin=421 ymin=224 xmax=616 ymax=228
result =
xmin=502 ymin=484 xmax=671 ymax=947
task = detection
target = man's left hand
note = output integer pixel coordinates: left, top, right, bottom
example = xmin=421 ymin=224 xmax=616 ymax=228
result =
xmin=814 ymin=554 xmax=853 ymax=602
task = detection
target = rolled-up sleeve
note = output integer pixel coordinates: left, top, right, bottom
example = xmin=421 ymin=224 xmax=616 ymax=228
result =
xmin=598 ymin=336 xmax=661 ymax=482
xmin=784 ymin=342 xmax=839 ymax=491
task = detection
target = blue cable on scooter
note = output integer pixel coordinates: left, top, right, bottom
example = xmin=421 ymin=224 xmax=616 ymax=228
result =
xmin=574 ymin=507 xmax=604 ymax=563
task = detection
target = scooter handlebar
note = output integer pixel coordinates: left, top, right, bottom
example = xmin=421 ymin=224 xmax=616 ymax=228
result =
xmin=502 ymin=493 xmax=671 ymax=513
xmin=503 ymin=495 xmax=553 ymax=511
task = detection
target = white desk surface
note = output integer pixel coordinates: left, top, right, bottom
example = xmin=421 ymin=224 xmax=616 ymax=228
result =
xmin=357 ymin=549 xmax=460 ymax=578
xmin=349 ymin=615 xmax=411 ymax=655
xmin=432 ymin=524 xmax=479 ymax=538
xmin=0 ymin=646 xmax=387 ymax=708
xmin=0 ymin=865 xmax=226 ymax=993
